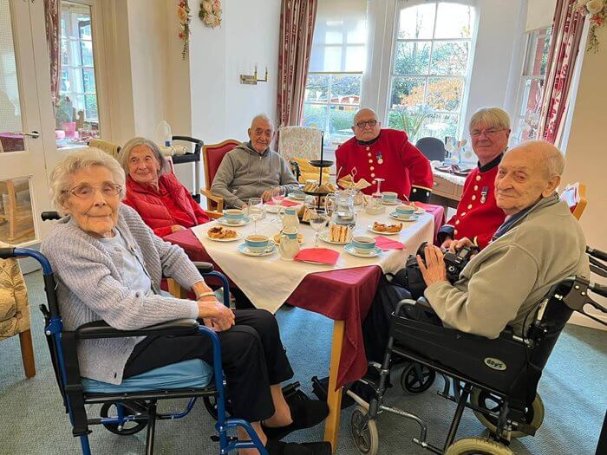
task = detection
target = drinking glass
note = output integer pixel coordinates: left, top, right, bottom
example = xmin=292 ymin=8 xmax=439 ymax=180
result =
xmin=272 ymin=186 xmax=287 ymax=206
xmin=373 ymin=177 xmax=385 ymax=198
xmin=308 ymin=208 xmax=328 ymax=247
xmin=324 ymin=193 xmax=337 ymax=218
xmin=247 ymin=197 xmax=265 ymax=234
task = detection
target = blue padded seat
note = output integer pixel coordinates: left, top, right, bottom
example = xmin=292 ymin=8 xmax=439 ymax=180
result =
xmin=81 ymin=359 xmax=213 ymax=393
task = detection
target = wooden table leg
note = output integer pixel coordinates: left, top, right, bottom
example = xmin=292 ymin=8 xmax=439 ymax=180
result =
xmin=19 ymin=329 xmax=36 ymax=378
xmin=167 ymin=278 xmax=188 ymax=298
xmin=323 ymin=319 xmax=345 ymax=453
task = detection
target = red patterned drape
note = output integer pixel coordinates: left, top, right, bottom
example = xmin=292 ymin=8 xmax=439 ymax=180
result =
xmin=44 ymin=0 xmax=61 ymax=105
xmin=276 ymin=0 xmax=317 ymax=127
xmin=538 ymin=0 xmax=585 ymax=144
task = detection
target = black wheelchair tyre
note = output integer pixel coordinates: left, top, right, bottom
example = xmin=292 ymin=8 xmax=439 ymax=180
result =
xmin=350 ymin=406 xmax=379 ymax=455
xmin=99 ymin=401 xmax=149 ymax=435
xmin=399 ymin=362 xmax=436 ymax=394
xmin=470 ymin=388 xmax=545 ymax=439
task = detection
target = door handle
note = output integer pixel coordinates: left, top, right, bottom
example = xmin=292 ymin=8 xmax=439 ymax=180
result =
xmin=20 ymin=131 xmax=40 ymax=139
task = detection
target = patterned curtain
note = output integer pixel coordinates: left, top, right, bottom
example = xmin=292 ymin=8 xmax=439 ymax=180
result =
xmin=276 ymin=0 xmax=318 ymax=127
xmin=44 ymin=0 xmax=61 ymax=105
xmin=538 ymin=0 xmax=585 ymax=144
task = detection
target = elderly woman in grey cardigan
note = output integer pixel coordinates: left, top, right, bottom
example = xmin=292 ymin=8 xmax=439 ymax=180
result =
xmin=41 ymin=149 xmax=329 ymax=455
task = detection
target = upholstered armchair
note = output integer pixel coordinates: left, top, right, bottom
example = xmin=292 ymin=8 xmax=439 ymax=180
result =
xmin=201 ymin=139 xmax=241 ymax=213
xmin=277 ymin=126 xmax=330 ymax=183
xmin=0 ymin=244 xmax=35 ymax=378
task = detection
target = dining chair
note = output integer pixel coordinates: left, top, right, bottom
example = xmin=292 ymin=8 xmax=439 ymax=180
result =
xmin=277 ymin=126 xmax=329 ymax=183
xmin=201 ymin=139 xmax=241 ymax=213
xmin=88 ymin=138 xmax=121 ymax=159
xmin=559 ymin=182 xmax=587 ymax=220
xmin=0 ymin=179 xmax=34 ymax=242
xmin=415 ymin=137 xmax=446 ymax=162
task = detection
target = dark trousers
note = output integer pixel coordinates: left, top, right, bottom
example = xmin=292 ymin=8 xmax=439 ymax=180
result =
xmin=363 ymin=277 xmax=442 ymax=363
xmin=123 ymin=309 xmax=294 ymax=422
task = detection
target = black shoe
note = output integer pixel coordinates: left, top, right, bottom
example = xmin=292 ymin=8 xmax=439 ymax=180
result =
xmin=263 ymin=399 xmax=329 ymax=440
xmin=346 ymin=381 xmax=375 ymax=404
xmin=265 ymin=439 xmax=332 ymax=455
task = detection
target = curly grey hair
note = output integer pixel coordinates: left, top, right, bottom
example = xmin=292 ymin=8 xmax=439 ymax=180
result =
xmin=50 ymin=147 xmax=126 ymax=213
xmin=118 ymin=137 xmax=171 ymax=176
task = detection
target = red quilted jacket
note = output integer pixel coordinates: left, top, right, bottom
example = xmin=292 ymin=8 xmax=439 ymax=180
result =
xmin=123 ymin=174 xmax=210 ymax=238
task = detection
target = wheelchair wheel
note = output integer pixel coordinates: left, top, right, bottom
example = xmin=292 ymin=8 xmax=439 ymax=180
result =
xmin=399 ymin=362 xmax=436 ymax=394
xmin=99 ymin=401 xmax=148 ymax=435
xmin=470 ymin=388 xmax=545 ymax=439
xmin=203 ymin=395 xmax=219 ymax=420
xmin=445 ymin=437 xmax=514 ymax=455
xmin=350 ymin=406 xmax=379 ymax=455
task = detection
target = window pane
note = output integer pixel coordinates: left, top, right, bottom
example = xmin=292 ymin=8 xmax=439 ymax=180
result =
xmin=434 ymin=3 xmax=474 ymax=39
xmin=393 ymin=41 xmax=431 ymax=75
xmin=397 ymin=3 xmax=436 ymax=40
xmin=330 ymin=75 xmax=362 ymax=102
xmin=426 ymin=77 xmax=463 ymax=112
xmin=518 ymin=78 xmax=543 ymax=141
xmin=418 ymin=113 xmax=459 ymax=145
xmin=390 ymin=77 xmax=426 ymax=109
xmin=304 ymin=74 xmax=330 ymax=102
xmin=54 ymin=1 xmax=101 ymax=149
xmin=303 ymin=104 xmax=328 ymax=131
xmin=328 ymin=105 xmax=356 ymax=137
xmin=431 ymin=41 xmax=469 ymax=76
xmin=322 ymin=47 xmax=342 ymax=72
xmin=523 ymin=28 xmax=552 ymax=77
xmin=387 ymin=105 xmax=432 ymax=142
xmin=345 ymin=46 xmax=366 ymax=72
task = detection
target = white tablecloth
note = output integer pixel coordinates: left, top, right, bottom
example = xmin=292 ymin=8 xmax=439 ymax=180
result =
xmin=191 ymin=208 xmax=434 ymax=313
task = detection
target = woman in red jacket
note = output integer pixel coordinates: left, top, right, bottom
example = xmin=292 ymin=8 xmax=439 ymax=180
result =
xmin=119 ymin=137 xmax=210 ymax=238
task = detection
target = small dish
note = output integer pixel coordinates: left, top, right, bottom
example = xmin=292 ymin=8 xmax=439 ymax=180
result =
xmin=206 ymin=231 xmax=242 ymax=242
xmin=381 ymin=199 xmax=402 ymax=206
xmin=319 ymin=231 xmax=349 ymax=245
xmin=238 ymin=242 xmax=276 ymax=257
xmin=344 ymin=244 xmax=382 ymax=258
xmin=217 ymin=216 xmax=251 ymax=227
xmin=389 ymin=212 xmax=419 ymax=222
xmin=368 ymin=224 xmax=401 ymax=235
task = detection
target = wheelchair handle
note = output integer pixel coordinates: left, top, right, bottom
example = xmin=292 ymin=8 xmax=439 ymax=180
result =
xmin=587 ymin=246 xmax=607 ymax=262
xmin=0 ymin=247 xmax=53 ymax=275
xmin=590 ymin=282 xmax=607 ymax=299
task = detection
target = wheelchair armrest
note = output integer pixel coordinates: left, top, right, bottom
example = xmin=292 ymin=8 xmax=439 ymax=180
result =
xmin=194 ymin=262 xmax=214 ymax=274
xmin=76 ymin=319 xmax=199 ymax=340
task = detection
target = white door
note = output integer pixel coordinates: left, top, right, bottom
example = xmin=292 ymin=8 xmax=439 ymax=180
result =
xmin=0 ymin=0 xmax=61 ymax=246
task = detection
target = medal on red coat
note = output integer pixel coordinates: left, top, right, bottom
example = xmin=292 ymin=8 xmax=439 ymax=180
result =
xmin=376 ymin=151 xmax=383 ymax=164
xmin=481 ymin=186 xmax=488 ymax=204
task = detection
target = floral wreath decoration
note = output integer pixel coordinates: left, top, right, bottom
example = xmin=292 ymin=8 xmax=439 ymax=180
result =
xmin=178 ymin=1 xmax=191 ymax=59
xmin=575 ymin=0 xmax=607 ymax=52
xmin=199 ymin=0 xmax=222 ymax=28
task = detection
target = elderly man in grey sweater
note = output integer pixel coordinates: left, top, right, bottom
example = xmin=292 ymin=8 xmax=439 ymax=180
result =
xmin=211 ymin=114 xmax=299 ymax=209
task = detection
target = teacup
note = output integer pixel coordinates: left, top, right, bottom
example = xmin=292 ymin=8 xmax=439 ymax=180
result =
xmin=382 ymin=191 xmax=398 ymax=203
xmin=224 ymin=209 xmax=245 ymax=225
xmin=245 ymin=234 xmax=271 ymax=253
xmin=395 ymin=204 xmax=416 ymax=219
xmin=351 ymin=235 xmax=377 ymax=255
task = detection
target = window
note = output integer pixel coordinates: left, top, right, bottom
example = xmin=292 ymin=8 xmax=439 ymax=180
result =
xmin=302 ymin=0 xmax=367 ymax=153
xmin=512 ymin=27 xmax=552 ymax=144
xmin=387 ymin=1 xmax=476 ymax=144
xmin=54 ymin=0 xmax=101 ymax=148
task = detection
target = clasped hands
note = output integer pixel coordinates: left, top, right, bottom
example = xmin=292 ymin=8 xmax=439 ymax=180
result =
xmin=197 ymin=294 xmax=235 ymax=332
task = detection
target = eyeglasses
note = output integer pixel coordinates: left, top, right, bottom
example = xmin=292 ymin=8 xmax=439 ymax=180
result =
xmin=355 ymin=120 xmax=378 ymax=129
xmin=470 ymin=128 xmax=506 ymax=137
xmin=66 ymin=183 xmax=122 ymax=199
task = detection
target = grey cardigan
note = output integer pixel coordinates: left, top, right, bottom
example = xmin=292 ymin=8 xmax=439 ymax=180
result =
xmin=41 ymin=205 xmax=201 ymax=384
xmin=211 ymin=142 xmax=299 ymax=208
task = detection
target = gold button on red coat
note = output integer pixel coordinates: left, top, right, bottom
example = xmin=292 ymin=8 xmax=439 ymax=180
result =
xmin=467 ymin=204 xmax=473 ymax=209
xmin=455 ymin=220 xmax=460 ymax=225
xmin=471 ymin=195 xmax=476 ymax=201
xmin=476 ymin=176 xmax=481 ymax=181
xmin=454 ymin=229 xmax=459 ymax=235
xmin=371 ymin=173 xmax=376 ymax=178
xmin=474 ymin=185 xmax=478 ymax=191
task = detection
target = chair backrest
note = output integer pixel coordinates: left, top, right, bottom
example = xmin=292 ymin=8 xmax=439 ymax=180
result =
xmin=278 ymin=126 xmax=323 ymax=164
xmin=415 ymin=137 xmax=446 ymax=162
xmin=88 ymin=139 xmax=121 ymax=159
xmin=202 ymin=139 xmax=241 ymax=192
xmin=559 ymin=182 xmax=587 ymax=220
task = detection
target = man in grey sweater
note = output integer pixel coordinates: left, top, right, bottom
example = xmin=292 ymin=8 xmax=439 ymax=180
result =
xmin=211 ymin=114 xmax=299 ymax=209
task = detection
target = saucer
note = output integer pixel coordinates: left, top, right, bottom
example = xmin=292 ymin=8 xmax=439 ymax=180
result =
xmin=344 ymin=243 xmax=381 ymax=258
xmin=217 ymin=216 xmax=251 ymax=227
xmin=238 ymin=242 xmax=276 ymax=257
xmin=287 ymin=194 xmax=306 ymax=202
xmin=381 ymin=199 xmax=401 ymax=206
xmin=389 ymin=212 xmax=419 ymax=222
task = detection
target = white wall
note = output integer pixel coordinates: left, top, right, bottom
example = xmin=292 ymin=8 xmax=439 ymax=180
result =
xmin=189 ymin=0 xmax=281 ymax=144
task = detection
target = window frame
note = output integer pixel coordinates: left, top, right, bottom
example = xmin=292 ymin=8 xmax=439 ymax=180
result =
xmin=384 ymin=0 xmax=477 ymax=143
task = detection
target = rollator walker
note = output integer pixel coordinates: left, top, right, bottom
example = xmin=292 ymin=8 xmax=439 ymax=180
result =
xmin=348 ymin=246 xmax=607 ymax=455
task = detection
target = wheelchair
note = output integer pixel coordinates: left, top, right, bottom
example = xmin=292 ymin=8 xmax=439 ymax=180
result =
xmin=0 ymin=247 xmax=268 ymax=455
xmin=348 ymin=246 xmax=607 ymax=455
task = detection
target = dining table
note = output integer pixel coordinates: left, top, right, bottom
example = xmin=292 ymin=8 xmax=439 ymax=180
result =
xmin=164 ymin=201 xmax=444 ymax=451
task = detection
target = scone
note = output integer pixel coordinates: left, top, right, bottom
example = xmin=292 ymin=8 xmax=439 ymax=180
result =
xmin=372 ymin=221 xmax=402 ymax=233
xmin=208 ymin=226 xmax=237 ymax=239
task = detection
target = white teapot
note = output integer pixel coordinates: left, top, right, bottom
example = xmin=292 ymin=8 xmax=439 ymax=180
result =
xmin=278 ymin=227 xmax=300 ymax=261
xmin=279 ymin=207 xmax=300 ymax=231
